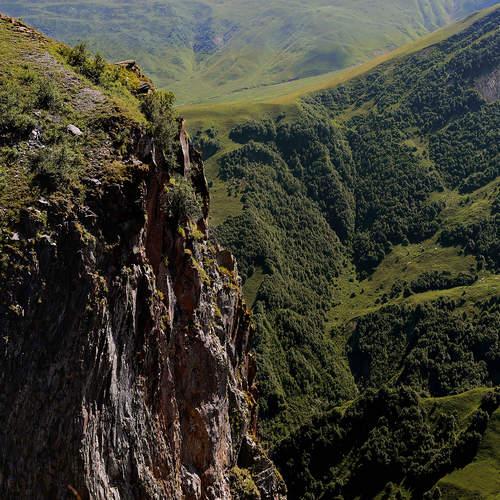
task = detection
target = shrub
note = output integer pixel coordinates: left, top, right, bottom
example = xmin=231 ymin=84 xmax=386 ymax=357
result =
xmin=66 ymin=42 xmax=88 ymax=68
xmin=229 ymin=466 xmax=260 ymax=500
xmin=0 ymin=80 xmax=36 ymax=140
xmin=63 ymin=42 xmax=109 ymax=85
xmin=34 ymin=77 xmax=61 ymax=110
xmin=30 ymin=143 xmax=83 ymax=190
xmin=161 ymin=174 xmax=201 ymax=222
xmin=139 ymin=90 xmax=178 ymax=161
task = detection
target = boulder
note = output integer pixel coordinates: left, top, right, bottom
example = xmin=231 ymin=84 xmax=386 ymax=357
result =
xmin=67 ymin=124 xmax=82 ymax=136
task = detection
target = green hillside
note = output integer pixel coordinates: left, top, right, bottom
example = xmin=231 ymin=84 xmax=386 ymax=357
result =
xmin=180 ymin=5 xmax=500 ymax=498
xmin=2 ymin=0 xmax=500 ymax=103
xmin=4 ymin=2 xmax=500 ymax=498
xmin=277 ymin=386 xmax=500 ymax=500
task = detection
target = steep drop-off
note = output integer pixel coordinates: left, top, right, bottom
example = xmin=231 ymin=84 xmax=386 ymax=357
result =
xmin=0 ymin=15 xmax=285 ymax=500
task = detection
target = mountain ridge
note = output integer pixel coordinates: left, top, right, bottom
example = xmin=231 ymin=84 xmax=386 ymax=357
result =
xmin=3 ymin=0 xmax=500 ymax=103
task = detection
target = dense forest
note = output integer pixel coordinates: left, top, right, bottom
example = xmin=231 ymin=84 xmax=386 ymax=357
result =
xmin=209 ymin=7 xmax=500 ymax=498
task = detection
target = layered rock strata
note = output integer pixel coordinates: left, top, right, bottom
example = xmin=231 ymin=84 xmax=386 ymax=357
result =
xmin=0 ymin=120 xmax=285 ymax=500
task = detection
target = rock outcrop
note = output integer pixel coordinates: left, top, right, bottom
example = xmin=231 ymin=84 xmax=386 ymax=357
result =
xmin=0 ymin=89 xmax=285 ymax=500
xmin=476 ymin=67 xmax=500 ymax=102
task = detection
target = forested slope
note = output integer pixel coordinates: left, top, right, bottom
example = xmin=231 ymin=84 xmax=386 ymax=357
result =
xmin=208 ymin=6 xmax=500 ymax=498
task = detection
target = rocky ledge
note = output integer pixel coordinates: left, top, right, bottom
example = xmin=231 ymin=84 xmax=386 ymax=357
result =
xmin=0 ymin=75 xmax=285 ymax=499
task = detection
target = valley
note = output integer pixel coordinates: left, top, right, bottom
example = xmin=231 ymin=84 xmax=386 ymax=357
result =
xmin=183 ymin=5 xmax=500 ymax=497
xmin=2 ymin=1 xmax=500 ymax=499
xmin=2 ymin=0 xmax=500 ymax=103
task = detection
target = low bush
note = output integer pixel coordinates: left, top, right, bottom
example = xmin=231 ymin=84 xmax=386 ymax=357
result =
xmin=161 ymin=174 xmax=202 ymax=222
xmin=30 ymin=143 xmax=83 ymax=191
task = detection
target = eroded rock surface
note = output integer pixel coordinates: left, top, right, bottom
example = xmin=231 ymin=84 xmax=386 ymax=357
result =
xmin=0 ymin=124 xmax=286 ymax=500
xmin=477 ymin=67 xmax=500 ymax=102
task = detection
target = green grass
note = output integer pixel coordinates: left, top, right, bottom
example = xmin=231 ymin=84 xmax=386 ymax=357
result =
xmin=322 ymin=169 xmax=500 ymax=329
xmin=207 ymin=181 xmax=244 ymax=227
xmin=430 ymin=179 xmax=500 ymax=228
xmin=437 ymin=404 xmax=500 ymax=499
xmin=422 ymin=389 xmax=500 ymax=500
xmin=325 ymin=241 xmax=485 ymax=328
xmin=0 ymin=14 xmax=148 ymax=235
xmin=422 ymin=388 xmax=491 ymax=429
xmin=3 ymin=0 xmax=500 ymax=103
xmin=242 ymin=265 xmax=265 ymax=309
xmin=180 ymin=1 xmax=500 ymax=109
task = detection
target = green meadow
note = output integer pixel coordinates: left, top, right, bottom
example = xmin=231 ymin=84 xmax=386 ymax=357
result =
xmin=2 ymin=0 xmax=500 ymax=103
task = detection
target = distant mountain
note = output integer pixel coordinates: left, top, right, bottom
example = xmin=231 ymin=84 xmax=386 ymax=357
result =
xmin=2 ymin=0 xmax=500 ymax=102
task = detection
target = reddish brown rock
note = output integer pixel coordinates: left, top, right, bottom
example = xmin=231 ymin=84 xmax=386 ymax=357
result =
xmin=0 ymin=125 xmax=286 ymax=499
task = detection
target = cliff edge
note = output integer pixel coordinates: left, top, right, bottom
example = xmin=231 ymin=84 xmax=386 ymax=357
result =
xmin=0 ymin=14 xmax=286 ymax=500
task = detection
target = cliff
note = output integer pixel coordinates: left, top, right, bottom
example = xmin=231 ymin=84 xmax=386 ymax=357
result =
xmin=0 ymin=15 xmax=285 ymax=500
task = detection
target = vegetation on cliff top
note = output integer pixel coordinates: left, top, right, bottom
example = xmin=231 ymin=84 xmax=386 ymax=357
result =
xmin=0 ymin=14 xmax=179 ymax=236
xmin=0 ymin=14 xmax=190 ymax=321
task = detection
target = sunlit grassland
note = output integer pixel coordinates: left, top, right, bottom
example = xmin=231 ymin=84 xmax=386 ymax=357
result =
xmin=207 ymin=184 xmax=244 ymax=227
xmin=171 ymin=0 xmax=500 ymax=103
xmin=326 ymin=175 xmax=500 ymax=329
xmin=437 ymin=405 xmax=500 ymax=499
xmin=423 ymin=389 xmax=500 ymax=500
xmin=242 ymin=265 xmax=265 ymax=309
xmin=180 ymin=3 xmax=500 ymax=203
xmin=179 ymin=3 xmax=500 ymax=109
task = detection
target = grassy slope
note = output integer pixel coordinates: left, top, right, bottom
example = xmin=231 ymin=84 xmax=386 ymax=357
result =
xmin=2 ymin=0 xmax=500 ymax=103
xmin=423 ymin=389 xmax=500 ymax=500
xmin=440 ymin=410 xmax=500 ymax=499
xmin=0 ymin=14 xmax=146 ymax=240
xmin=188 ymin=7 xmax=500 ymax=496
xmin=181 ymin=3 xmax=500 ymax=231
xmin=327 ymin=175 xmax=500 ymax=329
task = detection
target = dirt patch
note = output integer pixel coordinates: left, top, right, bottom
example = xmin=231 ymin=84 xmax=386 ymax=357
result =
xmin=72 ymin=87 xmax=106 ymax=113
xmin=27 ymin=51 xmax=107 ymax=112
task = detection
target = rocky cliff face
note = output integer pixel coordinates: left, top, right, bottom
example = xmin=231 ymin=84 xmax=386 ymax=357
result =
xmin=476 ymin=67 xmax=500 ymax=102
xmin=0 ymin=19 xmax=285 ymax=498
